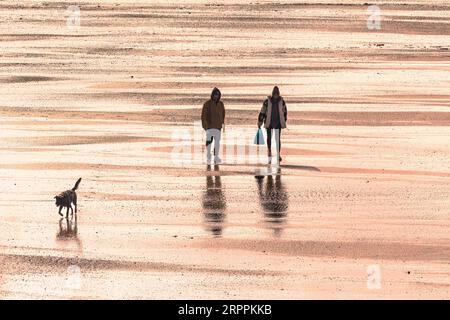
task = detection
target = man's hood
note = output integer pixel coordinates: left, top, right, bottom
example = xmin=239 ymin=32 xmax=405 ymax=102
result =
xmin=211 ymin=87 xmax=221 ymax=101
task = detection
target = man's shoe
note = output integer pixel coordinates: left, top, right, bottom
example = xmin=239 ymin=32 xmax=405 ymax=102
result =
xmin=278 ymin=156 xmax=282 ymax=162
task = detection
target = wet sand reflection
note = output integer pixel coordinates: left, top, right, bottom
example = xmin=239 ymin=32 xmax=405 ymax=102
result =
xmin=56 ymin=215 xmax=83 ymax=252
xmin=202 ymin=165 xmax=227 ymax=237
xmin=255 ymin=168 xmax=289 ymax=237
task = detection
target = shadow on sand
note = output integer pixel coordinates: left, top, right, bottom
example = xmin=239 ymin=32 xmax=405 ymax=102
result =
xmin=278 ymin=164 xmax=320 ymax=172
xmin=219 ymin=162 xmax=321 ymax=173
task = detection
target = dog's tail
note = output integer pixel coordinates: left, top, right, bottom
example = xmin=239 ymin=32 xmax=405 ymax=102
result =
xmin=72 ymin=178 xmax=82 ymax=191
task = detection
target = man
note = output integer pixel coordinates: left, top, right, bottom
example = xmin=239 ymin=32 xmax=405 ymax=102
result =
xmin=258 ymin=86 xmax=287 ymax=163
xmin=202 ymin=87 xmax=225 ymax=164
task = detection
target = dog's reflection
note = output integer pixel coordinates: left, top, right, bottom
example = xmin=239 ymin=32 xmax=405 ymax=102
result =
xmin=56 ymin=215 xmax=82 ymax=252
xmin=255 ymin=168 xmax=289 ymax=237
xmin=202 ymin=165 xmax=226 ymax=237
xmin=57 ymin=215 xmax=78 ymax=239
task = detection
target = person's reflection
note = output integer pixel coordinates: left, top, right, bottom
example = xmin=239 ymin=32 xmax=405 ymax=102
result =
xmin=202 ymin=165 xmax=226 ymax=237
xmin=56 ymin=215 xmax=82 ymax=251
xmin=255 ymin=168 xmax=289 ymax=237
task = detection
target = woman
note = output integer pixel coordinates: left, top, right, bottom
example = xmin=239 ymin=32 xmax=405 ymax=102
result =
xmin=258 ymin=86 xmax=287 ymax=163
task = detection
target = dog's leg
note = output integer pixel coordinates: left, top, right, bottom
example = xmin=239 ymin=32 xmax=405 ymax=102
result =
xmin=59 ymin=206 xmax=63 ymax=216
xmin=66 ymin=206 xmax=70 ymax=218
xmin=70 ymin=204 xmax=74 ymax=216
xmin=74 ymin=193 xmax=77 ymax=214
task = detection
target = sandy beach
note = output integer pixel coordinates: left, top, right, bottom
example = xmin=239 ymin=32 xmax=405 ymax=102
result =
xmin=0 ymin=0 xmax=449 ymax=299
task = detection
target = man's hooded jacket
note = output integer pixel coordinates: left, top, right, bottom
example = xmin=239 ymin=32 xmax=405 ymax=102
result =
xmin=201 ymin=87 xmax=225 ymax=130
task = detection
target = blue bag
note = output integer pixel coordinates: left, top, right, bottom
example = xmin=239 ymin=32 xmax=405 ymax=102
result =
xmin=254 ymin=128 xmax=265 ymax=145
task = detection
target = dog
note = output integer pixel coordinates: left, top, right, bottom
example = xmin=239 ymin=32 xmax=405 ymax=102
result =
xmin=54 ymin=178 xmax=81 ymax=217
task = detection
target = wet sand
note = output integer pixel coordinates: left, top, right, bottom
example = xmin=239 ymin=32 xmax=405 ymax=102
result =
xmin=0 ymin=1 xmax=450 ymax=299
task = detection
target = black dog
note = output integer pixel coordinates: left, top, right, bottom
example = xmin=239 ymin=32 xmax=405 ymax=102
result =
xmin=54 ymin=178 xmax=81 ymax=217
